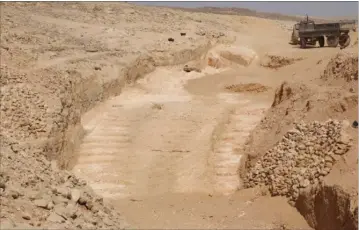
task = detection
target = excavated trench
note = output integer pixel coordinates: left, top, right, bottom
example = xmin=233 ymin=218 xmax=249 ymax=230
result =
xmin=59 ymin=45 xmax=355 ymax=229
xmin=72 ymin=66 xmax=269 ymax=198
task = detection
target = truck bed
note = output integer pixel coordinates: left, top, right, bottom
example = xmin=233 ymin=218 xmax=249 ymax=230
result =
xmin=299 ymin=23 xmax=349 ymax=38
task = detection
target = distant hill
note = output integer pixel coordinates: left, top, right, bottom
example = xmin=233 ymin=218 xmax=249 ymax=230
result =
xmin=176 ymin=6 xmax=305 ymax=22
xmin=150 ymin=5 xmax=356 ymax=23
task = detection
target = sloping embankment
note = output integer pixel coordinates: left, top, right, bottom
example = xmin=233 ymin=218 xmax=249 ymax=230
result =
xmin=59 ymin=43 xmax=213 ymax=169
xmin=0 ymin=39 xmax=213 ymax=228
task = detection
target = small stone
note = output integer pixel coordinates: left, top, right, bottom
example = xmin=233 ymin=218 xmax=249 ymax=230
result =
xmin=10 ymin=190 xmax=20 ymax=199
xmin=91 ymin=204 xmax=99 ymax=214
xmin=56 ymin=187 xmax=70 ymax=199
xmin=85 ymin=200 xmax=94 ymax=210
xmin=78 ymin=196 xmax=87 ymax=205
xmin=47 ymin=212 xmax=65 ymax=223
xmin=103 ymin=217 xmax=114 ymax=226
xmin=47 ymin=201 xmax=54 ymax=210
xmin=0 ymin=181 xmax=5 ymax=190
xmin=66 ymin=203 xmax=78 ymax=219
xmin=334 ymin=148 xmax=345 ymax=155
xmin=324 ymin=156 xmax=334 ymax=163
xmin=95 ymin=197 xmax=104 ymax=205
xmin=320 ymin=167 xmax=331 ymax=176
xmin=34 ymin=199 xmax=48 ymax=209
xmin=300 ymin=179 xmax=310 ymax=188
xmin=71 ymin=189 xmax=81 ymax=203
xmin=168 ymin=38 xmax=174 ymax=42
xmin=325 ymin=161 xmax=333 ymax=168
xmin=94 ymin=66 xmax=101 ymax=71
xmin=52 ymin=195 xmax=68 ymax=205
xmin=22 ymin=212 xmax=31 ymax=220
xmin=298 ymin=144 xmax=306 ymax=150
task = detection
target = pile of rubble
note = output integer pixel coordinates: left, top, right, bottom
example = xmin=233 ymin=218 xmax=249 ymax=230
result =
xmin=0 ymin=135 xmax=126 ymax=229
xmin=260 ymin=55 xmax=304 ymax=69
xmin=244 ymin=120 xmax=351 ymax=202
xmin=321 ymin=52 xmax=358 ymax=82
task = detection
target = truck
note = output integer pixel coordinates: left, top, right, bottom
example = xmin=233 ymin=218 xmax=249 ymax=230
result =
xmin=289 ymin=16 xmax=356 ymax=48
xmin=298 ymin=20 xmax=351 ymax=48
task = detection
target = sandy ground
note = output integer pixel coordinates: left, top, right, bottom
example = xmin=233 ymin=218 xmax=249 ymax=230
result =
xmin=0 ymin=2 xmax=357 ymax=230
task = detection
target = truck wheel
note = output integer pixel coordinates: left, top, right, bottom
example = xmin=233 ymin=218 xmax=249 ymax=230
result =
xmin=300 ymin=38 xmax=306 ymax=48
xmin=339 ymin=34 xmax=350 ymax=48
xmin=318 ymin=36 xmax=325 ymax=47
xmin=327 ymin=36 xmax=339 ymax=47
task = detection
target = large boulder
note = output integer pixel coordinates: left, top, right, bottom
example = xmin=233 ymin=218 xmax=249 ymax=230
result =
xmin=204 ymin=45 xmax=258 ymax=69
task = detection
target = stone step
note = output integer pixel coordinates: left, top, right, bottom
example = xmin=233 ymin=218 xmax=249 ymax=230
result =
xmin=76 ymin=147 xmax=128 ymax=155
xmin=83 ymin=135 xmax=131 ymax=143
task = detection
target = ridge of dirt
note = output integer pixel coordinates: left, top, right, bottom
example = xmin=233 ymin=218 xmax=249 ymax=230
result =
xmin=261 ymin=54 xmax=304 ymax=70
xmin=225 ymin=83 xmax=269 ymax=93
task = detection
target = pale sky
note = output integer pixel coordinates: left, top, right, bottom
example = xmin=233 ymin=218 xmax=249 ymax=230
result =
xmin=134 ymin=1 xmax=358 ymax=18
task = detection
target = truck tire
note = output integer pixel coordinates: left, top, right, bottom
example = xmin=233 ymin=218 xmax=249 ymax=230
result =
xmin=339 ymin=34 xmax=350 ymax=48
xmin=327 ymin=36 xmax=339 ymax=47
xmin=318 ymin=36 xmax=325 ymax=47
xmin=300 ymin=38 xmax=306 ymax=48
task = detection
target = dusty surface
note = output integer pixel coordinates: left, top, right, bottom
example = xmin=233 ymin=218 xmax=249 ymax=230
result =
xmin=0 ymin=2 xmax=358 ymax=230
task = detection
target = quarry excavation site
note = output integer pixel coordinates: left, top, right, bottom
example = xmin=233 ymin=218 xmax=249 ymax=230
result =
xmin=0 ymin=2 xmax=358 ymax=230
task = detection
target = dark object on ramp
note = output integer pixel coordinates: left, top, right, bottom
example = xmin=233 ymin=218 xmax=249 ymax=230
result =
xmin=352 ymin=121 xmax=358 ymax=128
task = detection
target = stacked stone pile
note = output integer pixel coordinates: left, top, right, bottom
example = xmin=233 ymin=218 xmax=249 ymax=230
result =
xmin=244 ymin=120 xmax=351 ymax=201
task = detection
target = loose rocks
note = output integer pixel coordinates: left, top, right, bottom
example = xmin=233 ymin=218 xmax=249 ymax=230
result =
xmin=225 ymin=83 xmax=269 ymax=93
xmin=260 ymin=55 xmax=304 ymax=69
xmin=244 ymin=119 xmax=351 ymax=202
xmin=321 ymin=52 xmax=358 ymax=82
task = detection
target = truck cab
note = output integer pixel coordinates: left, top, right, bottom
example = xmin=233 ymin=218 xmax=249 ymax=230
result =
xmin=290 ymin=23 xmax=300 ymax=44
xmin=290 ymin=16 xmax=315 ymax=45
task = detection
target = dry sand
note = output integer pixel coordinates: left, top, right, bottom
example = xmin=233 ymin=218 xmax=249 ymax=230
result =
xmin=0 ymin=2 xmax=357 ymax=230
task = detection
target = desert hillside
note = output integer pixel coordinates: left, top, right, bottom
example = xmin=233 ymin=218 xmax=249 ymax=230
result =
xmin=0 ymin=2 xmax=357 ymax=230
